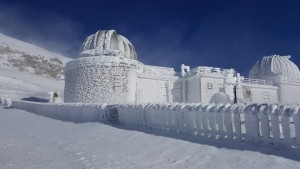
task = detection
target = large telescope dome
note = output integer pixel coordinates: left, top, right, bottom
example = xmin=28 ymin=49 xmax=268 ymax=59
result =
xmin=80 ymin=30 xmax=137 ymax=60
xmin=249 ymin=55 xmax=300 ymax=79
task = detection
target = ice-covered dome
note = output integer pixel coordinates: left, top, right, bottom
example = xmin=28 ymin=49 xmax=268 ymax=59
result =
xmin=80 ymin=30 xmax=137 ymax=60
xmin=249 ymin=55 xmax=300 ymax=79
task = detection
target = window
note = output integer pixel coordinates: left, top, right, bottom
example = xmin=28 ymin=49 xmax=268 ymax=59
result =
xmin=113 ymin=75 xmax=122 ymax=92
xmin=243 ymin=87 xmax=252 ymax=101
xmin=264 ymin=92 xmax=270 ymax=102
xmin=207 ymin=83 xmax=213 ymax=89
xmin=219 ymin=87 xmax=225 ymax=93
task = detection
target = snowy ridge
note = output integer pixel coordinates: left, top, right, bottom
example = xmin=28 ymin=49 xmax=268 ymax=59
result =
xmin=8 ymin=100 xmax=300 ymax=150
xmin=0 ymin=33 xmax=70 ymax=63
xmin=0 ymin=33 xmax=72 ymax=78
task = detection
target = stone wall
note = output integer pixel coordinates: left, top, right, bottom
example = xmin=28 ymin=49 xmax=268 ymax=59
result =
xmin=64 ymin=56 xmax=138 ymax=104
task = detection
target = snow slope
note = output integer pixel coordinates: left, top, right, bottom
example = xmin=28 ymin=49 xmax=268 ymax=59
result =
xmin=0 ymin=33 xmax=71 ymax=78
xmin=0 ymin=33 xmax=70 ymax=63
xmin=1 ymin=106 xmax=300 ymax=169
xmin=0 ymin=33 xmax=69 ymax=100
xmin=0 ymin=68 xmax=65 ymax=100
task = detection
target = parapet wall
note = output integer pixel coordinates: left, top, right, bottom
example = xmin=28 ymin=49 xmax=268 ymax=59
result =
xmin=8 ymin=100 xmax=300 ymax=149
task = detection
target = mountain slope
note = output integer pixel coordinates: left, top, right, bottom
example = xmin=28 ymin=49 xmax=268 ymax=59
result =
xmin=0 ymin=33 xmax=72 ymax=79
xmin=0 ymin=68 xmax=65 ymax=100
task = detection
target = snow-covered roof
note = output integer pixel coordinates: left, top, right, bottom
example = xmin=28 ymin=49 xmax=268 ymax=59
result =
xmin=80 ymin=30 xmax=137 ymax=60
xmin=249 ymin=55 xmax=300 ymax=79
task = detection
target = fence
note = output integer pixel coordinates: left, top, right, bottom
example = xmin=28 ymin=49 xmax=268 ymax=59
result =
xmin=6 ymin=100 xmax=300 ymax=149
xmin=10 ymin=101 xmax=114 ymax=123
xmin=116 ymin=103 xmax=300 ymax=148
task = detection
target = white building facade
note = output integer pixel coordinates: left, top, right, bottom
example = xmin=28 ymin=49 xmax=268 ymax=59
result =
xmin=64 ymin=30 xmax=300 ymax=105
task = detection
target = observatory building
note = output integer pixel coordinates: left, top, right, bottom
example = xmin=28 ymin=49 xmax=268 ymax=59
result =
xmin=64 ymin=30 xmax=300 ymax=104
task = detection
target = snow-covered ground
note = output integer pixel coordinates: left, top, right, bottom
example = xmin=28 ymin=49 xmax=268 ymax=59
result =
xmin=0 ymin=68 xmax=64 ymax=100
xmin=1 ymin=106 xmax=300 ymax=169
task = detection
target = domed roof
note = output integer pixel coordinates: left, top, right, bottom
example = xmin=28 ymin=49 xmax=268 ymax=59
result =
xmin=80 ymin=30 xmax=137 ymax=60
xmin=249 ymin=55 xmax=300 ymax=79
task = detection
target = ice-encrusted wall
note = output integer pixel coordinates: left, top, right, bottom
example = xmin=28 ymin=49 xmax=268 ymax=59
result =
xmin=185 ymin=76 xmax=200 ymax=103
xmin=64 ymin=55 xmax=180 ymax=104
xmin=136 ymin=78 xmax=169 ymax=103
xmin=64 ymin=56 xmax=139 ymax=103
xmin=276 ymin=76 xmax=300 ymax=104
xmin=241 ymin=84 xmax=278 ymax=103
xmin=136 ymin=65 xmax=180 ymax=103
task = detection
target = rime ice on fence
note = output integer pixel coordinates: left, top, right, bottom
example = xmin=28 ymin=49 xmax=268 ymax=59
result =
xmin=10 ymin=100 xmax=300 ymax=149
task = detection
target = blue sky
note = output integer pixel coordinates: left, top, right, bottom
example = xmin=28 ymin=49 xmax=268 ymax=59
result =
xmin=0 ymin=0 xmax=300 ymax=75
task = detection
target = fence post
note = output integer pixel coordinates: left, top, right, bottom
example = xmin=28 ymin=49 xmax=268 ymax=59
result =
xmin=162 ymin=104 xmax=170 ymax=130
xmin=129 ymin=104 xmax=134 ymax=125
xmin=185 ymin=104 xmax=196 ymax=135
xmin=141 ymin=104 xmax=146 ymax=127
xmin=282 ymin=106 xmax=293 ymax=147
xmin=269 ymin=105 xmax=281 ymax=146
xmin=217 ymin=104 xmax=227 ymax=139
xmin=154 ymin=104 xmax=161 ymax=130
xmin=171 ymin=104 xmax=180 ymax=132
xmin=178 ymin=104 xmax=187 ymax=133
xmin=141 ymin=104 xmax=148 ymax=127
xmin=134 ymin=105 xmax=140 ymax=126
xmin=233 ymin=105 xmax=243 ymax=141
xmin=244 ymin=104 xmax=252 ymax=142
xmin=208 ymin=104 xmax=219 ymax=138
xmin=123 ymin=104 xmax=130 ymax=125
xmin=167 ymin=104 xmax=175 ymax=131
xmin=223 ymin=104 xmax=234 ymax=140
xmin=258 ymin=104 xmax=270 ymax=144
xmin=194 ymin=104 xmax=203 ymax=136
xmin=293 ymin=106 xmax=300 ymax=147
xmin=146 ymin=104 xmax=154 ymax=129
xmin=127 ymin=104 xmax=132 ymax=125
xmin=250 ymin=104 xmax=260 ymax=143
xmin=156 ymin=104 xmax=163 ymax=130
xmin=244 ymin=104 xmax=260 ymax=143
xmin=161 ymin=104 xmax=169 ymax=130
xmin=143 ymin=104 xmax=150 ymax=127
xmin=202 ymin=104 xmax=214 ymax=137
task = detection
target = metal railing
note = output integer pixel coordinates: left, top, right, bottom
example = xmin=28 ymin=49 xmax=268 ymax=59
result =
xmin=241 ymin=78 xmax=273 ymax=86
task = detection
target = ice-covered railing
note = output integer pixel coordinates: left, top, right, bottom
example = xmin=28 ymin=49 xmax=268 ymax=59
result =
xmin=241 ymin=78 xmax=274 ymax=86
xmin=10 ymin=101 xmax=112 ymax=123
xmin=116 ymin=103 xmax=300 ymax=149
xmin=188 ymin=66 xmax=232 ymax=76
xmin=7 ymin=100 xmax=300 ymax=149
